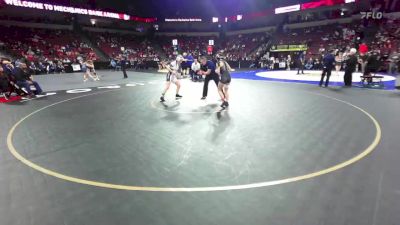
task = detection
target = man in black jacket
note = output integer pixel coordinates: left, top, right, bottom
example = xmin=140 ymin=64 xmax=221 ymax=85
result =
xmin=121 ymin=56 xmax=128 ymax=79
xmin=0 ymin=66 xmax=10 ymax=100
xmin=319 ymin=50 xmax=335 ymax=87
xmin=297 ymin=51 xmax=305 ymax=75
xmin=343 ymin=48 xmax=358 ymax=87
xmin=12 ymin=63 xmax=43 ymax=97
xmin=364 ymin=51 xmax=380 ymax=76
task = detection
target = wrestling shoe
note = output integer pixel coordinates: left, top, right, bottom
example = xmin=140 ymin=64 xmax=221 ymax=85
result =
xmin=160 ymin=96 xmax=165 ymax=102
xmin=221 ymin=101 xmax=229 ymax=108
xmin=176 ymin=94 xmax=182 ymax=99
xmin=201 ymin=96 xmax=206 ymax=100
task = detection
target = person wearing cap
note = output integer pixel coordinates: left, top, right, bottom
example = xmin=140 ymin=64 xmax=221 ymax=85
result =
xmin=160 ymin=55 xmax=183 ymax=102
xmin=343 ymin=48 xmax=358 ymax=87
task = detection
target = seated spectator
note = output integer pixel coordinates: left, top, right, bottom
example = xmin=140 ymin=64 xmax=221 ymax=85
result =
xmin=38 ymin=62 xmax=47 ymax=74
xmin=56 ymin=61 xmax=65 ymax=73
xmin=191 ymin=58 xmax=201 ymax=81
xmin=47 ymin=61 xmax=56 ymax=74
xmin=2 ymin=59 xmax=14 ymax=78
xmin=0 ymin=66 xmax=10 ymax=100
xmin=29 ymin=62 xmax=40 ymax=75
xmin=305 ymin=58 xmax=314 ymax=70
xmin=110 ymin=58 xmax=117 ymax=70
xmin=2 ymin=59 xmax=25 ymax=96
xmin=12 ymin=63 xmax=43 ymax=97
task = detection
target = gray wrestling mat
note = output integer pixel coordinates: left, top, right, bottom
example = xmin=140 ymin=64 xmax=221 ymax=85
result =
xmin=1 ymin=70 xmax=400 ymax=225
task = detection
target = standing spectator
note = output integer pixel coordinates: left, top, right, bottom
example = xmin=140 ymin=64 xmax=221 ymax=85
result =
xmin=359 ymin=42 xmax=369 ymax=73
xmin=335 ymin=51 xmax=344 ymax=76
xmin=286 ymin=55 xmax=292 ymax=70
xmin=297 ymin=51 xmax=305 ymax=74
xmin=364 ymin=51 xmax=380 ymax=77
xmin=343 ymin=48 xmax=358 ymax=87
xmin=121 ymin=57 xmax=128 ymax=79
xmin=319 ymin=50 xmax=335 ymax=87
xmin=359 ymin=43 xmax=368 ymax=54
xmin=388 ymin=49 xmax=399 ymax=75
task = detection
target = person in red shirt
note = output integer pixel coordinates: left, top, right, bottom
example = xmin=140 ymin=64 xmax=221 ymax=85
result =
xmin=359 ymin=42 xmax=368 ymax=55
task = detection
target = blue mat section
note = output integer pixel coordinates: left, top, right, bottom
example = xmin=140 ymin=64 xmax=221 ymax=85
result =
xmin=231 ymin=70 xmax=398 ymax=90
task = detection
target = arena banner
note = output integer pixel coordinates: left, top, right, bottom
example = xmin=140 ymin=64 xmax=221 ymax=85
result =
xmin=270 ymin=44 xmax=308 ymax=52
xmin=275 ymin=4 xmax=300 ymax=14
xmin=164 ymin=18 xmax=202 ymax=22
xmin=2 ymin=0 xmax=157 ymax=22
xmin=301 ymin=0 xmax=349 ymax=10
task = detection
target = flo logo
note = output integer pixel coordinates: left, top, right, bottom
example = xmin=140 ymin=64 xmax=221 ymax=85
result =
xmin=361 ymin=12 xmax=383 ymax=19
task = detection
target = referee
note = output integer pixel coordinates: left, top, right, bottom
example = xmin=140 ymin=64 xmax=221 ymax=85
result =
xmin=198 ymin=56 xmax=219 ymax=100
xmin=121 ymin=56 xmax=128 ymax=79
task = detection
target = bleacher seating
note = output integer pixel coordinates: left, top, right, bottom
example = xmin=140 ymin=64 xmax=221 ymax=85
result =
xmin=91 ymin=32 xmax=159 ymax=61
xmin=0 ymin=26 xmax=97 ymax=62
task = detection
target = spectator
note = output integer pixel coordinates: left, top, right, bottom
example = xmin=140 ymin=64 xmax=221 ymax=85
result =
xmin=319 ymin=50 xmax=335 ymax=87
xmin=364 ymin=51 xmax=381 ymax=76
xmin=56 ymin=61 xmax=65 ymax=73
xmin=297 ymin=52 xmax=305 ymax=74
xmin=359 ymin=42 xmax=369 ymax=55
xmin=12 ymin=63 xmax=43 ymax=97
xmin=29 ymin=62 xmax=39 ymax=75
xmin=305 ymin=58 xmax=314 ymax=70
xmin=38 ymin=62 xmax=47 ymax=74
xmin=191 ymin=58 xmax=201 ymax=81
xmin=343 ymin=48 xmax=358 ymax=87
xmin=388 ymin=49 xmax=400 ymax=75
xmin=0 ymin=66 xmax=10 ymax=100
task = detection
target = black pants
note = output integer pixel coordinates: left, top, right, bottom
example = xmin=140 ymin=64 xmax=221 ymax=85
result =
xmin=202 ymin=74 xmax=219 ymax=97
xmin=297 ymin=64 xmax=304 ymax=74
xmin=344 ymin=69 xmax=353 ymax=86
xmin=191 ymin=70 xmax=201 ymax=81
xmin=17 ymin=80 xmax=43 ymax=95
xmin=319 ymin=68 xmax=332 ymax=87
xmin=0 ymin=79 xmax=8 ymax=93
xmin=122 ymin=68 xmax=128 ymax=78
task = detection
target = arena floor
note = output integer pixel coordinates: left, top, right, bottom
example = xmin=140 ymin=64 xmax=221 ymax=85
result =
xmin=1 ymin=70 xmax=400 ymax=225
